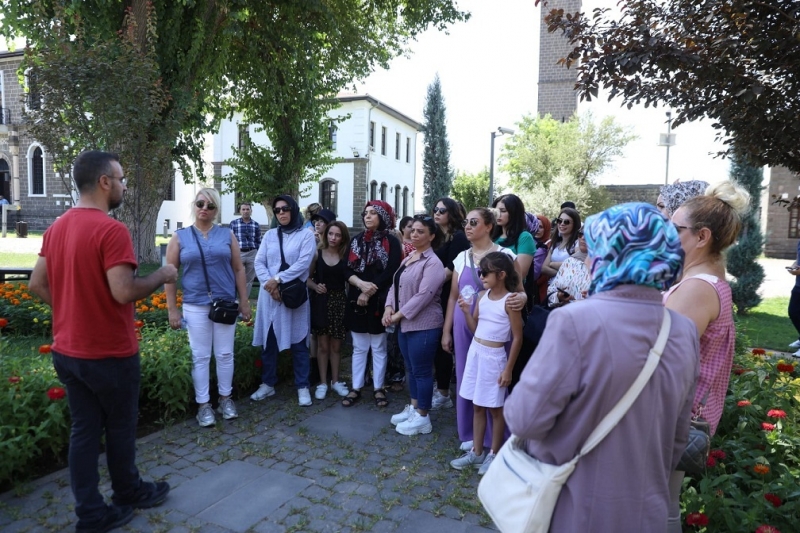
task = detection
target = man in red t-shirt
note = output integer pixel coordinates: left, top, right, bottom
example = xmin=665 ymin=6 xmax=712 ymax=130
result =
xmin=30 ymin=151 xmax=179 ymax=533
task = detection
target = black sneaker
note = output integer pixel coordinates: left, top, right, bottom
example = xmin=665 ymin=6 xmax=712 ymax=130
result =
xmin=76 ymin=504 xmax=133 ymax=533
xmin=112 ymin=480 xmax=170 ymax=509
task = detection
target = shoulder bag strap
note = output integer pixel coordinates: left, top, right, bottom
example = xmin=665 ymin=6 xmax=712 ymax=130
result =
xmin=277 ymin=227 xmax=289 ymax=270
xmin=575 ymin=310 xmax=671 ymax=460
xmin=190 ymin=227 xmax=214 ymax=301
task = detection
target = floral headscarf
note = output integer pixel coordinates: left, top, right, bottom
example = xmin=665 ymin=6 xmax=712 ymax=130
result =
xmin=584 ymin=202 xmax=683 ymax=294
xmin=272 ymin=195 xmax=303 ymax=233
xmin=347 ymin=201 xmax=396 ymax=273
xmin=660 ymin=180 xmax=709 ymax=217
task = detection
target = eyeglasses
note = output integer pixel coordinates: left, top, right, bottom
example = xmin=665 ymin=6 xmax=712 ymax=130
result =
xmin=462 ymin=218 xmax=480 ymax=228
xmin=477 ymin=269 xmax=496 ymax=278
xmin=433 ymin=207 xmax=448 ymax=215
xmin=195 ymin=200 xmax=217 ymax=210
xmin=104 ymin=175 xmax=127 ymax=186
xmin=556 ymin=218 xmax=572 ymax=226
xmin=273 ymin=206 xmax=292 ymax=214
xmin=673 ymin=223 xmax=692 ymax=232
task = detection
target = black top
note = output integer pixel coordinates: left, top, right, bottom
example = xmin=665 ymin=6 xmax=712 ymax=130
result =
xmin=313 ymin=251 xmax=347 ymax=292
xmin=434 ymin=230 xmax=471 ymax=310
xmin=344 ymin=233 xmax=402 ymax=334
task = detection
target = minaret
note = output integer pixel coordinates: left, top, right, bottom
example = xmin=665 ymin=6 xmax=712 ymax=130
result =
xmin=537 ymin=0 xmax=582 ymax=120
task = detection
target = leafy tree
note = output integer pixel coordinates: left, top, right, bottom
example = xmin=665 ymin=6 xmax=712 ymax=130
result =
xmin=422 ymin=74 xmax=453 ymax=212
xmin=516 ymin=171 xmax=611 ymax=220
xmin=539 ymin=0 xmax=800 ymax=173
xmin=451 ymin=168 xmax=501 ymax=212
xmin=727 ymin=153 xmax=765 ymax=315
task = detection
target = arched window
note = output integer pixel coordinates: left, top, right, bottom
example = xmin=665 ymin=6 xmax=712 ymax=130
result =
xmin=394 ymin=186 xmax=401 ymax=215
xmin=403 ymin=187 xmax=409 ymax=217
xmin=370 ymin=180 xmax=377 ymax=201
xmin=320 ymin=178 xmax=338 ymax=212
xmin=380 ymin=182 xmax=387 ymax=201
xmin=28 ymin=145 xmax=45 ymax=196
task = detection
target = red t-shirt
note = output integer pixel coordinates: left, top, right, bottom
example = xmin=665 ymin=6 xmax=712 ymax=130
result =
xmin=40 ymin=208 xmax=139 ymax=358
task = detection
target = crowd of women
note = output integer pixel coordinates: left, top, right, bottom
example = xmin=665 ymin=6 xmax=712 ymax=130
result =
xmin=165 ymin=177 xmax=749 ymax=531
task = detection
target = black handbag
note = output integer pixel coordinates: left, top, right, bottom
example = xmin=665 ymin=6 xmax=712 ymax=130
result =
xmin=277 ymin=228 xmax=308 ymax=309
xmin=190 ymin=227 xmax=239 ymax=324
xmin=310 ymin=253 xmax=329 ymax=329
xmin=677 ymin=395 xmax=711 ymax=474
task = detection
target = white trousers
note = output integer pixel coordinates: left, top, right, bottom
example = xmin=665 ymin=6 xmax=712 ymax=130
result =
xmin=183 ymin=303 xmax=236 ymax=404
xmin=351 ymin=332 xmax=387 ymax=390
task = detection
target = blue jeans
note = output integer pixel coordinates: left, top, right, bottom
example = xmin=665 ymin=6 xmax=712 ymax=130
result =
xmin=52 ymin=351 xmax=142 ymax=523
xmin=398 ymin=327 xmax=441 ymax=411
xmin=260 ymin=326 xmax=310 ymax=389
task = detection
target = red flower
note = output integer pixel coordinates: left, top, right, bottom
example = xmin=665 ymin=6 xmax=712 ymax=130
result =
xmin=710 ymin=449 xmax=726 ymax=460
xmin=134 ymin=320 xmax=144 ymax=328
xmin=752 ymin=348 xmax=766 ymax=355
xmin=732 ymin=364 xmax=745 ymax=375
xmin=764 ymin=493 xmax=782 ymax=507
xmin=39 ymin=344 xmax=52 ymax=354
xmin=0 ymin=318 xmax=8 ymax=328
xmin=685 ymin=512 xmax=709 ymax=527
xmin=755 ymin=526 xmax=781 ymax=533
xmin=254 ymin=359 xmax=262 ymax=368
xmin=46 ymin=387 xmax=66 ymax=400
xmin=776 ymin=362 xmax=794 ymax=373
xmin=767 ymin=409 xmax=787 ymax=419
xmin=753 ymin=464 xmax=770 ymax=475
xmin=8 ymin=376 xmax=20 ymax=384
xmin=738 ymin=400 xmax=751 ymax=407
xmin=706 ymin=456 xmax=716 ymax=468
xmin=762 ymin=422 xmax=776 ymax=431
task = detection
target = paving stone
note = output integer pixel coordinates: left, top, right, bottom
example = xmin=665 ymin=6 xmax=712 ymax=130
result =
xmin=303 ymin=404 xmax=391 ymax=441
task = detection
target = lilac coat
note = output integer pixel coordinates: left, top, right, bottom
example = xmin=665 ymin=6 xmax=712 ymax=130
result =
xmin=504 ymin=285 xmax=699 ymax=533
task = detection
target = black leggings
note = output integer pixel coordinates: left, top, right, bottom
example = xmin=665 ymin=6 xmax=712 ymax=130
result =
xmin=789 ymin=288 xmax=800 ymax=339
xmin=434 ymin=346 xmax=453 ymax=391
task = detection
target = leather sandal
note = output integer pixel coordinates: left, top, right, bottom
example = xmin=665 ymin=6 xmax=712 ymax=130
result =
xmin=373 ymin=389 xmax=389 ymax=408
xmin=342 ymin=389 xmax=361 ymax=407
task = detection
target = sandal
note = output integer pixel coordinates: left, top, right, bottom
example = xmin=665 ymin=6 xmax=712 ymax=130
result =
xmin=342 ymin=390 xmax=361 ymax=407
xmin=373 ymin=389 xmax=389 ymax=408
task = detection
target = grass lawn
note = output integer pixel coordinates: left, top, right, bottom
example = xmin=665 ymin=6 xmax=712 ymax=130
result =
xmin=736 ymin=296 xmax=797 ymax=352
xmin=0 ymin=251 xmax=38 ymax=267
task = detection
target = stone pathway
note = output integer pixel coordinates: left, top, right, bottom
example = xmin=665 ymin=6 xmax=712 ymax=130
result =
xmin=0 ymin=383 xmax=495 ymax=533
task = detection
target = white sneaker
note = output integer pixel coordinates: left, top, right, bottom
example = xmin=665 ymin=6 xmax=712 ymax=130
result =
xmin=431 ymin=390 xmax=453 ymax=410
xmin=331 ymin=381 xmax=349 ymax=397
xmin=216 ymin=397 xmax=238 ymax=420
xmin=315 ymin=384 xmax=328 ymax=400
xmin=450 ymin=448 xmax=486 ymax=470
xmin=478 ymin=452 xmax=496 ymax=475
xmin=790 ymin=339 xmax=800 ymax=349
xmin=196 ymin=404 xmax=216 ymax=427
xmin=460 ymin=440 xmax=474 ymax=451
xmin=298 ymin=387 xmax=312 ymax=406
xmin=396 ymin=410 xmax=433 ymax=436
xmin=391 ymin=404 xmax=414 ymax=426
xmin=250 ymin=383 xmax=275 ymax=401
xmin=793 ymin=349 xmax=800 ymax=359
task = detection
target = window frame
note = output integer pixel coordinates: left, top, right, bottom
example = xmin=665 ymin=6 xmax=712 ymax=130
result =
xmin=790 ymin=204 xmax=800 ymax=239
xmin=406 ymin=137 xmax=411 ymax=163
xmin=370 ymin=121 xmax=376 ymax=151
xmin=380 ymin=182 xmax=387 ymax=201
xmin=320 ymin=178 xmax=338 ymax=212
xmin=370 ymin=180 xmax=378 ymax=201
xmin=27 ymin=144 xmax=46 ymax=197
xmin=402 ymin=187 xmax=409 ymax=217
xmin=381 ymin=126 xmax=387 ymax=156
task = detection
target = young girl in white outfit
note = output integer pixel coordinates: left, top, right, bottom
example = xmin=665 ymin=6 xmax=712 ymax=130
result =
xmin=450 ymin=252 xmax=523 ymax=475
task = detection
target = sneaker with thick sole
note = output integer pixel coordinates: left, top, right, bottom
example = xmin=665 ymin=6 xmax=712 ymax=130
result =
xmin=396 ymin=410 xmax=433 ymax=436
xmin=196 ymin=404 xmax=215 ymax=427
xmin=791 ymin=339 xmax=800 ymax=349
xmin=76 ymin=504 xmax=134 ymax=533
xmin=331 ymin=381 xmax=349 ymax=397
xmin=460 ymin=440 xmax=474 ymax=452
xmin=431 ymin=390 xmax=453 ymax=410
xmin=217 ymin=397 xmax=238 ymax=420
xmin=315 ymin=383 xmax=328 ymax=400
xmin=391 ymin=404 xmax=414 ymax=426
xmin=478 ymin=452 xmax=496 ymax=475
xmin=250 ymin=383 xmax=276 ymax=401
xmin=298 ymin=387 xmax=312 ymax=406
xmin=112 ymin=481 xmax=170 ymax=509
xmin=793 ymin=349 xmax=800 ymax=358
xmin=450 ymin=449 xmax=486 ymax=470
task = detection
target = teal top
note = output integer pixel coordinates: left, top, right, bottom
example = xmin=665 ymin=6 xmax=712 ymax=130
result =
xmin=495 ymin=230 xmax=536 ymax=256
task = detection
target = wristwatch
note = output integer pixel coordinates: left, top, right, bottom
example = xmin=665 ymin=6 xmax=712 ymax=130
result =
xmin=273 ymin=275 xmax=282 ymax=283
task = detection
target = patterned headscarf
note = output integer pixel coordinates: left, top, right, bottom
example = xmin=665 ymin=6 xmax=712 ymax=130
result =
xmin=272 ymin=195 xmax=303 ymax=233
xmin=660 ymin=180 xmax=709 ymax=217
xmin=347 ymin=201 xmax=396 ymax=273
xmin=585 ymin=202 xmax=683 ymax=294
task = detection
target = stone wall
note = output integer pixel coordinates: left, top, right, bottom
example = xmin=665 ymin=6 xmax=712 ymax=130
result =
xmin=537 ymin=0 xmax=582 ymax=120
xmin=351 ymin=159 xmax=368 ymax=230
xmin=602 ymin=184 xmax=661 ymax=207
xmin=765 ymin=166 xmax=799 ymax=259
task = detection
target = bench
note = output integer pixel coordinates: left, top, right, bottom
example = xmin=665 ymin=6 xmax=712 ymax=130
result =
xmin=0 ymin=267 xmax=33 ymax=283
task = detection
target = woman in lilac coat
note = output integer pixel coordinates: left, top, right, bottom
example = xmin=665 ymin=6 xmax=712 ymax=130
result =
xmin=504 ymin=203 xmax=699 ymax=533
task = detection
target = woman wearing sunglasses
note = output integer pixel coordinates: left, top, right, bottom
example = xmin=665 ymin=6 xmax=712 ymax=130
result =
xmin=541 ymin=207 xmax=582 ymax=281
xmin=383 ymin=216 xmax=446 ymax=435
xmin=250 ymin=195 xmax=317 ymax=407
xmin=165 ymin=188 xmax=252 ymax=428
xmin=342 ymin=200 xmax=402 ymax=407
xmin=430 ymin=197 xmax=470 ymax=410
xmin=442 ymin=208 xmax=518 ymax=451
xmin=546 ymin=227 xmax=591 ymax=308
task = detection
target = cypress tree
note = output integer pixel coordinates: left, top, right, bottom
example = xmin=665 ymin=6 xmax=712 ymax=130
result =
xmin=422 ymin=74 xmax=453 ymax=212
xmin=727 ymin=151 xmax=765 ymax=315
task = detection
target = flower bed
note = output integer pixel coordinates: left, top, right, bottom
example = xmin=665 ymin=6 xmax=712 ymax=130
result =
xmin=680 ymin=338 xmax=800 ymax=532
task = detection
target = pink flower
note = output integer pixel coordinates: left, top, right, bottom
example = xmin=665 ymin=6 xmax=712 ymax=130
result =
xmin=764 ymin=493 xmax=782 ymax=507
xmin=755 ymin=526 xmax=781 ymax=533
xmin=8 ymin=376 xmax=20 ymax=384
xmin=762 ymin=422 xmax=776 ymax=431
xmin=685 ymin=512 xmax=709 ymax=527
xmin=767 ymin=409 xmax=787 ymax=419
xmin=46 ymin=387 xmax=66 ymax=400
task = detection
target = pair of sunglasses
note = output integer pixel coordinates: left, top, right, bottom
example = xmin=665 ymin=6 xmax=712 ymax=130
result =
xmin=556 ymin=218 xmax=572 ymax=225
xmin=432 ymin=207 xmax=448 ymax=215
xmin=273 ymin=206 xmax=292 ymax=214
xmin=477 ymin=269 xmax=497 ymax=278
xmin=195 ymin=201 xmax=217 ymax=210
xmin=462 ymin=218 xmax=479 ymax=228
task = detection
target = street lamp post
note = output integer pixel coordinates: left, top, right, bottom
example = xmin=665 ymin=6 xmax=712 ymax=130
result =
xmin=488 ymin=126 xmax=514 ymax=205
xmin=662 ymin=111 xmax=674 ymax=185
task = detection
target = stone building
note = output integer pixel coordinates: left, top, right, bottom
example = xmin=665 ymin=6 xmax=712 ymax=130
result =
xmin=765 ymin=167 xmax=800 ymax=259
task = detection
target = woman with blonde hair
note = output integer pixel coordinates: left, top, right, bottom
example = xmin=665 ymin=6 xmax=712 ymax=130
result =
xmin=664 ymin=180 xmax=750 ymax=532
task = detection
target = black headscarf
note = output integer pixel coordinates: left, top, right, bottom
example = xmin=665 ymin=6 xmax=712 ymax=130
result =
xmin=272 ymin=195 xmax=303 ymax=234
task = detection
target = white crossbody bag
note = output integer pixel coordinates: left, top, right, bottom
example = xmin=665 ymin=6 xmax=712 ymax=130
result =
xmin=478 ymin=311 xmax=672 ymax=533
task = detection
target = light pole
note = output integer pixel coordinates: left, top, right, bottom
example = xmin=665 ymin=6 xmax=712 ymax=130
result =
xmin=489 ymin=126 xmax=514 ymax=205
xmin=661 ymin=111 xmax=675 ymax=185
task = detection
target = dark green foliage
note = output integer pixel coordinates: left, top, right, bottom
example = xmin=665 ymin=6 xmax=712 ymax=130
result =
xmin=727 ymin=152 xmax=765 ymax=315
xmin=451 ymin=168 xmax=499 ymax=213
xmin=422 ymin=75 xmax=453 ymax=212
